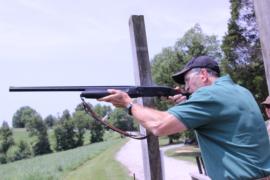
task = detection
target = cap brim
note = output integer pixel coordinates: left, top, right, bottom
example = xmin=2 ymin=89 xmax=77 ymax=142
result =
xmin=172 ymin=68 xmax=190 ymax=84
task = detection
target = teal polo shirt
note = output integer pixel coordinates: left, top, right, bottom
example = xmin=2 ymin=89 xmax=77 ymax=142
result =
xmin=168 ymin=75 xmax=270 ymax=179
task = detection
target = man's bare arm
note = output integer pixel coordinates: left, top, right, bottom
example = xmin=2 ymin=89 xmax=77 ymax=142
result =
xmin=98 ymin=89 xmax=187 ymax=136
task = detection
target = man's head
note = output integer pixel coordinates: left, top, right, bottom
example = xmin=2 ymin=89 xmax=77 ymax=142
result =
xmin=262 ymin=96 xmax=270 ymax=118
xmin=172 ymin=56 xmax=220 ymax=93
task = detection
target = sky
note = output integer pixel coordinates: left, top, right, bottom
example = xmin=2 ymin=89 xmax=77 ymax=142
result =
xmin=0 ymin=0 xmax=230 ymax=126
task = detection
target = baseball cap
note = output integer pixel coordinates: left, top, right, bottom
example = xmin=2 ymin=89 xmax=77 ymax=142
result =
xmin=262 ymin=96 xmax=270 ymax=105
xmin=172 ymin=55 xmax=220 ymax=84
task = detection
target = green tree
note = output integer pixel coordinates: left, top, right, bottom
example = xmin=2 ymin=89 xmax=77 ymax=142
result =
xmin=89 ymin=104 xmax=111 ymax=143
xmin=0 ymin=121 xmax=14 ymax=163
xmin=15 ymin=140 xmax=32 ymax=160
xmin=0 ymin=153 xmax=6 ymax=164
xmin=53 ymin=107 xmax=90 ymax=151
xmin=221 ymin=0 xmax=267 ymax=103
xmin=0 ymin=121 xmax=14 ymax=154
xmin=25 ymin=113 xmax=52 ymax=155
xmin=53 ymin=125 xmax=67 ymax=151
xmin=109 ymin=108 xmax=137 ymax=132
xmin=60 ymin=109 xmax=71 ymax=122
xmin=44 ymin=114 xmax=57 ymax=128
xmin=90 ymin=120 xmax=104 ymax=143
xmin=152 ymin=47 xmax=182 ymax=87
xmin=74 ymin=102 xmax=92 ymax=129
xmin=12 ymin=106 xmax=38 ymax=128
xmin=62 ymin=109 xmax=77 ymax=148
xmin=75 ymin=102 xmax=86 ymax=112
xmin=6 ymin=141 xmax=31 ymax=162
xmin=53 ymin=109 xmax=77 ymax=151
xmin=175 ymin=24 xmax=222 ymax=60
xmin=72 ymin=110 xmax=90 ymax=146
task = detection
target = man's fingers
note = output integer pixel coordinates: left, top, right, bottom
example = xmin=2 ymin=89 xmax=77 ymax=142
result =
xmin=167 ymin=96 xmax=175 ymax=103
xmin=175 ymin=95 xmax=187 ymax=104
xmin=107 ymin=89 xmax=120 ymax=94
xmin=97 ymin=89 xmax=119 ymax=101
xmin=168 ymin=94 xmax=187 ymax=104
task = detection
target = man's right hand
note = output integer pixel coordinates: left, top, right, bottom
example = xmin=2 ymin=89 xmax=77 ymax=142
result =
xmin=168 ymin=94 xmax=187 ymax=104
xmin=166 ymin=86 xmax=187 ymax=104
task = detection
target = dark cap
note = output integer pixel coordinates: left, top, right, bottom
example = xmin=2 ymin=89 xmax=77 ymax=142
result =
xmin=172 ymin=56 xmax=220 ymax=84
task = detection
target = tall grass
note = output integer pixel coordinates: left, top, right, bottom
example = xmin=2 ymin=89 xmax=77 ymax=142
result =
xmin=0 ymin=138 xmax=126 ymax=180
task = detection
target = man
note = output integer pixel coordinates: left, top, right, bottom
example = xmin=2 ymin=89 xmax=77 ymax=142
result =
xmin=262 ymin=96 xmax=270 ymax=137
xmin=99 ymin=55 xmax=270 ymax=179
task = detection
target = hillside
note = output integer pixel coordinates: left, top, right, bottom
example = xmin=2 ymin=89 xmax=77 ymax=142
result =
xmin=0 ymin=131 xmax=131 ymax=180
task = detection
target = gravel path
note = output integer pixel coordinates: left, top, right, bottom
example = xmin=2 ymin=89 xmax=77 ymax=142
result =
xmin=116 ymin=139 xmax=198 ymax=180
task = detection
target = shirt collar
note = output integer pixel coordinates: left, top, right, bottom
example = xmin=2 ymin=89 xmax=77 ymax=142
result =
xmin=214 ymin=75 xmax=234 ymax=85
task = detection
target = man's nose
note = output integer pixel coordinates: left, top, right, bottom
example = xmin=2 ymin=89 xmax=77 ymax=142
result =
xmin=184 ymin=84 xmax=189 ymax=92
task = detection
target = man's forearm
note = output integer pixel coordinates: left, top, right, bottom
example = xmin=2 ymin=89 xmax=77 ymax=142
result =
xmin=97 ymin=89 xmax=187 ymax=136
xmin=130 ymin=103 xmax=187 ymax=136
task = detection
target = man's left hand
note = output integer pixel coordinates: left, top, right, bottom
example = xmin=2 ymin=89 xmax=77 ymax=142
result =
xmin=97 ymin=89 xmax=132 ymax=108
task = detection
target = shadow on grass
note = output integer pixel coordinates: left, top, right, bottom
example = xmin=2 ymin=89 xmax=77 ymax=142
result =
xmin=165 ymin=145 xmax=200 ymax=164
xmin=159 ymin=136 xmax=185 ymax=147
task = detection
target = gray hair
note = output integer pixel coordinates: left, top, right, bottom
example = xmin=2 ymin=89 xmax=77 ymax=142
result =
xmin=189 ymin=68 xmax=219 ymax=77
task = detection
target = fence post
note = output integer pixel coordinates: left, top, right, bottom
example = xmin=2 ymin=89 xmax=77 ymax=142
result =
xmin=129 ymin=15 xmax=163 ymax=180
xmin=254 ymin=0 xmax=270 ymax=92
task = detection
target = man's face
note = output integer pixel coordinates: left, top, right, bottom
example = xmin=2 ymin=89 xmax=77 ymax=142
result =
xmin=184 ymin=69 xmax=204 ymax=93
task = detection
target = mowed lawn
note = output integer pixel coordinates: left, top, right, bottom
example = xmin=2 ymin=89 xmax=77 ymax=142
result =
xmin=64 ymin=139 xmax=132 ymax=180
xmin=0 ymin=129 xmax=132 ymax=180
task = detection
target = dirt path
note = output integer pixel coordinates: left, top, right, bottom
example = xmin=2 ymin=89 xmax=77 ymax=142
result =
xmin=116 ymin=139 xmax=198 ymax=180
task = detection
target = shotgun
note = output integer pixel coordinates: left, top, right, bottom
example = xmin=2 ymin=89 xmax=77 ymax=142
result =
xmin=9 ymin=85 xmax=188 ymax=140
xmin=9 ymin=85 xmax=188 ymax=98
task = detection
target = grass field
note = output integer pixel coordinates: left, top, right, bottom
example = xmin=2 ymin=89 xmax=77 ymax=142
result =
xmin=8 ymin=129 xmax=198 ymax=179
xmin=8 ymin=128 xmax=139 ymax=180
xmin=0 ymin=133 xmax=130 ymax=180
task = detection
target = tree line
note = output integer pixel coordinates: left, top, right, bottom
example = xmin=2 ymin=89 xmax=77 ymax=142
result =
xmin=0 ymin=102 xmax=137 ymax=164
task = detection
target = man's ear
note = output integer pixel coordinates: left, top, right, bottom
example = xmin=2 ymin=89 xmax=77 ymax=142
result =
xmin=200 ymin=68 xmax=209 ymax=83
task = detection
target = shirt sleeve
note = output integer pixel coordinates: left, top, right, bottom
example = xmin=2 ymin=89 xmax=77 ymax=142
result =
xmin=167 ymin=88 xmax=221 ymax=129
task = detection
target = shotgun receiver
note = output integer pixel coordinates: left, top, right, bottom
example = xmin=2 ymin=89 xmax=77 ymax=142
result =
xmin=9 ymin=86 xmax=187 ymax=98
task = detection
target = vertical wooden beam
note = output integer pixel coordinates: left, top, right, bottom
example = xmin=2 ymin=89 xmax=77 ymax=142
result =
xmin=129 ymin=15 xmax=163 ymax=180
xmin=254 ymin=0 xmax=270 ymax=92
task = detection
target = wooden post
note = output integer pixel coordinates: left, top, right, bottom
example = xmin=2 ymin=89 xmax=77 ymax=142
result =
xmin=254 ymin=0 xmax=270 ymax=92
xmin=129 ymin=15 xmax=163 ymax=180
